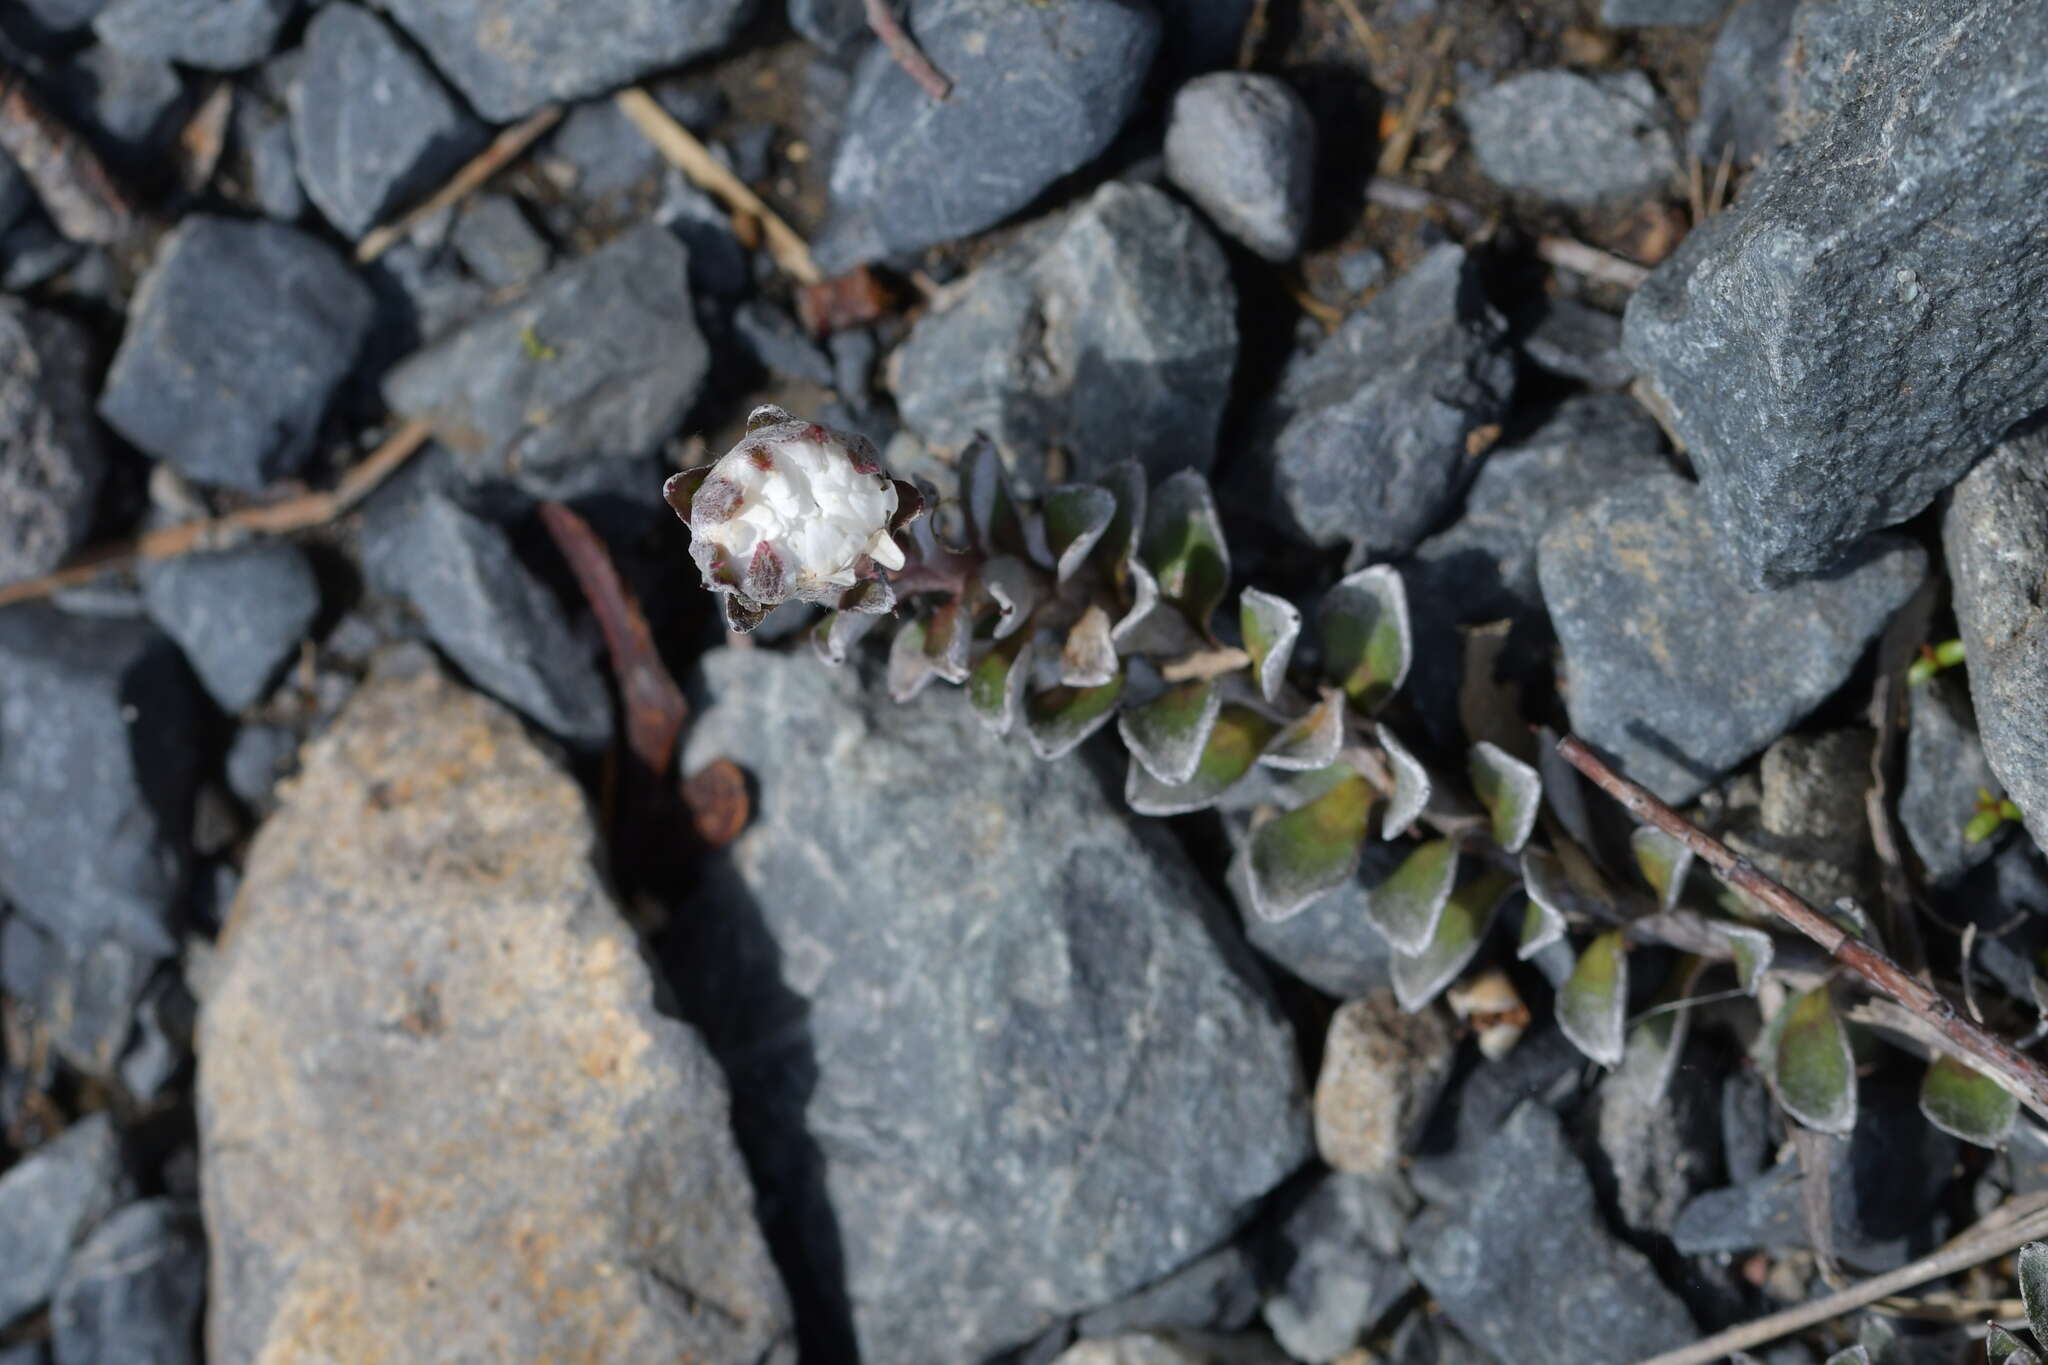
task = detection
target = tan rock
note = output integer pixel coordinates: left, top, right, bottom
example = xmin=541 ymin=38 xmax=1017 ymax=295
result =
xmin=1314 ymin=990 xmax=1458 ymax=1177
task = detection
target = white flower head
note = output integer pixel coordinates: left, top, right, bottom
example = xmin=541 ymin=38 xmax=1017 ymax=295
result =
xmin=675 ymin=407 xmax=909 ymax=629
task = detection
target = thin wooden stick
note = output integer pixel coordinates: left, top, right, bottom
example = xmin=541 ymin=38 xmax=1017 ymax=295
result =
xmin=1362 ymin=177 xmax=1651 ymax=288
xmin=1326 ymin=0 xmax=1393 ymax=67
xmin=865 ymin=0 xmax=950 ymax=100
xmin=0 ymin=61 xmax=134 ymax=243
xmin=1534 ymin=234 xmax=1651 ymax=289
xmin=356 ymin=105 xmax=562 ymax=263
xmin=1376 ymin=27 xmax=1453 ymax=176
xmin=0 ymin=420 xmax=433 ymax=609
xmin=1559 ymin=734 xmax=2048 ymax=1124
xmin=615 ymin=87 xmax=821 ymax=286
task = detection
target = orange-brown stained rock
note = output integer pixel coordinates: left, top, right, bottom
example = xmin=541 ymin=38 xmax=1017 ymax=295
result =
xmin=198 ymin=647 xmax=792 ymax=1365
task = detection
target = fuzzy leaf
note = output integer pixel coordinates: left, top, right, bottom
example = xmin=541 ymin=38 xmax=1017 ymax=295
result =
xmin=1261 ymin=689 xmax=1346 ymax=771
xmin=1920 ymin=1054 xmax=2019 ymax=1148
xmin=979 ymin=556 xmax=1044 ymax=640
xmin=1822 ymin=1350 xmax=1870 ymax=1365
xmin=1986 ymin=1325 xmax=2042 ymax=1365
xmin=2027 ymin=1243 xmax=2048 ymax=1354
xmin=1246 ymin=773 xmax=1376 ymax=922
xmin=1375 ymin=724 xmax=1432 ymax=839
xmin=1118 ymin=678 xmax=1222 ymax=785
xmin=1060 ymin=605 xmax=1118 ymax=687
xmin=1619 ymin=995 xmax=1689 ymax=1105
xmin=1240 ymin=588 xmax=1302 ymax=705
xmin=1560 ymin=930 xmax=1629 ymax=1067
xmin=1770 ymin=988 xmax=1857 ymax=1135
xmin=1716 ymin=922 xmax=1773 ymax=995
xmin=1042 ymin=484 xmax=1118 ymax=582
xmin=1125 ymin=706 xmax=1277 ymax=815
xmin=1392 ymin=868 xmax=1514 ymax=1012
xmin=968 ymin=631 xmax=1034 ymax=737
xmin=1630 ymin=827 xmax=1695 ymax=912
xmin=1367 ymin=838 xmax=1459 ymax=954
xmin=925 ymin=599 xmax=972 ymax=683
xmin=812 ymin=609 xmax=876 ymax=666
xmin=1025 ymin=672 xmax=1125 ymax=760
xmin=1468 ymin=741 xmax=1541 ymax=854
xmin=1320 ymin=565 xmax=1411 ymax=712
xmin=1141 ymin=470 xmax=1230 ymax=631
xmin=887 ymin=617 xmax=936 ymax=702
xmin=1112 ymin=556 xmax=1202 ymax=655
xmin=961 ymin=435 xmax=1025 ymax=555
xmin=1516 ymin=847 xmax=1570 ymax=959
xmin=1094 ymin=460 xmax=1146 ymax=576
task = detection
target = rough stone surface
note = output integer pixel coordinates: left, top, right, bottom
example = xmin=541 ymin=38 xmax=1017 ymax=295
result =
xmin=1901 ymin=674 xmax=2002 ymax=886
xmin=49 ymin=1199 xmax=204 ymax=1365
xmin=815 ymin=0 xmax=1161 ymax=271
xmin=99 ymin=216 xmax=375 ymax=492
xmin=0 ymin=916 xmax=158 ymax=1079
xmin=1408 ymin=1103 xmax=1696 ymax=1363
xmin=1247 ymin=243 xmax=1514 ymax=560
xmin=93 ymin=0 xmax=294 ymax=69
xmin=1722 ymin=729 xmax=1878 ymax=912
xmin=1075 ymin=1246 xmax=1261 ymax=1340
xmin=677 ymin=648 xmax=1312 ymax=1364
xmin=290 ymin=4 xmax=482 ymax=240
xmin=141 ymin=542 xmax=320 ymax=713
xmin=1946 ymin=434 xmax=2048 ymax=843
xmin=198 ymin=654 xmax=794 ymax=1364
xmin=1408 ymin=1027 xmax=1584 ymax=1204
xmin=451 ymin=194 xmax=550 ymax=290
xmin=1623 ymin=0 xmax=2048 ymax=584
xmin=1587 ymin=1047 xmax=1723 ymax=1240
xmin=0 ymin=302 xmax=106 ymax=587
xmin=1052 ymin=1338 xmax=1217 ymax=1365
xmin=1690 ymin=0 xmax=1798 ymax=164
xmin=1314 ymin=992 xmax=1458 ymax=1179
xmin=14 ymin=0 xmax=109 ymax=36
xmin=231 ymin=92 xmax=304 ymax=220
xmin=1459 ymin=70 xmax=1677 ymax=206
xmin=50 ymin=44 xmax=186 ymax=162
xmin=382 ymin=224 xmax=707 ymax=488
xmin=363 ymin=491 xmax=613 ymax=750
xmin=1537 ymin=474 xmax=1924 ymax=804
xmin=379 ymin=0 xmax=757 ymax=123
xmin=1517 ymin=297 xmax=1635 ymax=389
xmin=1600 ymin=0 xmax=1725 ymax=24
xmin=892 ymin=183 xmax=1236 ymax=489
xmin=0 ymin=607 xmax=199 ymax=958
xmin=0 ymin=1115 xmax=132 ymax=1328
xmin=1164 ymin=73 xmax=1315 ymax=262
xmin=1260 ymin=1175 xmax=1414 ymax=1362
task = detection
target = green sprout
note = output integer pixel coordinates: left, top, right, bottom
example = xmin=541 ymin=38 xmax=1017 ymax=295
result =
xmin=1906 ymin=637 xmax=1966 ymax=686
xmin=1964 ymin=787 xmax=2024 ymax=845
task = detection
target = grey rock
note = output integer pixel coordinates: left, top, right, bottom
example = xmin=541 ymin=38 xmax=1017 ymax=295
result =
xmin=374 ymin=239 xmax=491 ymax=344
xmin=1623 ymin=0 xmax=2048 ymax=584
xmin=1164 ymin=73 xmax=1315 ymax=262
xmin=379 ymin=0 xmax=757 ymax=123
xmin=382 ymin=224 xmax=708 ymax=488
xmin=363 ymin=491 xmax=613 ymax=750
xmin=1901 ymin=675 xmax=2001 ymax=886
xmin=1517 ymin=296 xmax=1634 ymax=389
xmin=99 ymin=216 xmax=376 ymax=492
xmin=815 ymin=0 xmax=1161 ymax=271
xmin=654 ymin=173 xmax=751 ymax=300
xmin=1408 ymin=1103 xmax=1696 ymax=1363
xmin=451 ymin=194 xmax=550 ymax=290
xmin=1314 ymin=992 xmax=1458 ymax=1180
xmin=788 ymin=0 xmax=864 ymax=50
xmin=1247 ymin=243 xmax=1514 ymax=560
xmin=52 ymin=44 xmax=186 ymax=157
xmin=0 ymin=1115 xmax=132 ymax=1328
xmin=0 ymin=155 xmax=29 ymax=236
xmin=0 ymin=1344 xmax=49 ymax=1365
xmin=117 ymin=970 xmax=194 ymax=1103
xmin=1725 ymin=728 xmax=1879 ymax=914
xmin=230 ymin=90 xmax=304 ymax=220
xmin=0 ymin=607 xmax=199 ymax=958
xmin=1408 ymin=1027 xmax=1583 ymax=1204
xmin=199 ymin=655 xmax=794 ymax=1364
xmin=0 ymin=302 xmax=107 ymax=587
xmin=93 ymin=0 xmax=296 ymax=69
xmin=1537 ymin=473 xmax=1924 ymax=804
xmin=1946 ymin=434 xmax=2048 ymax=843
xmin=1334 ymin=246 xmax=1387 ymax=295
xmin=1782 ymin=0 xmax=1888 ymax=134
xmin=892 ymin=182 xmax=1236 ymax=489
xmin=1154 ymin=0 xmax=1255 ymax=77
xmin=141 ymin=542 xmax=320 ymax=713
xmin=1075 ymin=1245 xmax=1262 ymax=1340
xmin=734 ymin=298 xmax=834 ymax=386
xmin=1459 ymin=70 xmax=1677 ymax=206
xmin=0 ymin=916 xmax=157 ymax=1079
xmin=678 ymin=648 xmax=1312 ymax=1363
xmin=1231 ymin=842 xmax=1404 ymax=999
xmin=1601 ymin=0 xmax=1725 ymax=25
xmin=0 ymin=218 xmax=83 ymax=293
xmin=1721 ymin=1067 xmax=1775 ymax=1184
xmin=1261 ymin=1175 xmax=1414 ymax=1362
xmin=224 ymin=723 xmax=299 ymax=813
xmin=291 ymin=4 xmax=483 ymax=240
xmin=13 ymin=0 xmax=109 ymax=35
xmin=546 ymin=99 xmax=663 ymax=199
xmin=1691 ymin=0 xmax=1799 ymax=165
xmin=1051 ymin=1337 xmax=1230 ymax=1365
xmin=50 ymin=1200 xmax=203 ymax=1365
xmin=1588 ymin=1046 xmax=1722 ymax=1239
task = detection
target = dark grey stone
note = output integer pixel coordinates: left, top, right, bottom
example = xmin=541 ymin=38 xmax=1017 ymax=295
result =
xmin=1246 ymin=243 xmax=1514 ymax=560
xmin=1600 ymin=0 xmax=1725 ymax=24
xmin=1782 ymin=0 xmax=1888 ymax=135
xmin=51 ymin=44 xmax=186 ymax=157
xmin=717 ymin=123 xmax=775 ymax=185
xmin=1408 ymin=1103 xmax=1696 ymax=1363
xmin=678 ymin=648 xmax=1312 ymax=1363
xmin=93 ymin=0 xmax=296 ymax=69
xmin=1587 ymin=1046 xmax=1722 ymax=1239
xmin=1 ymin=915 xmax=156 ymax=1079
xmin=1721 ymin=1067 xmax=1774 ymax=1183
xmin=13 ymin=0 xmax=108 ymax=36
xmin=547 ymin=99 xmax=663 ymax=199
xmin=141 ymin=542 xmax=320 ymax=713
xmin=1946 ymin=434 xmax=2048 ymax=844
xmin=1075 ymin=1245 xmax=1262 ymax=1340
xmin=0 ymin=1343 xmax=49 ymax=1365
xmin=224 ymin=723 xmax=299 ymax=813
xmin=734 ymin=298 xmax=834 ymax=386
xmin=49 ymin=1200 xmax=204 ymax=1365
xmin=373 ymin=239 xmax=490 ymax=344
xmin=0 ymin=218 xmax=83 ymax=293
xmin=379 ymin=0 xmax=757 ymax=123
xmin=381 ymin=224 xmax=708 ymax=489
xmin=1260 ymin=1175 xmax=1414 ymax=1362
xmin=290 ymin=4 xmax=483 ymax=240
xmin=0 ymin=1115 xmax=132 ymax=1328
xmin=1690 ymin=0 xmax=1799 ymax=165
xmin=363 ymin=491 xmax=612 ymax=751
xmin=1537 ymin=473 xmax=1925 ymax=804
xmin=1623 ymin=0 xmax=2048 ymax=584
xmin=0 ymin=155 xmax=29 ymax=236
xmin=829 ymin=327 xmax=879 ymax=406
xmin=893 ymin=182 xmax=1236 ymax=490
xmin=450 ymin=194 xmax=550 ymax=290
xmin=1407 ymin=1026 xmax=1584 ymax=1205
xmin=1164 ymin=72 xmax=1315 ymax=262
xmin=1335 ymin=246 xmax=1387 ymax=295
xmin=99 ymin=216 xmax=376 ymax=493
xmin=0 ymin=607 xmax=199 ymax=958
xmin=1459 ymin=70 xmax=1677 ymax=206
xmin=1517 ymin=297 xmax=1634 ymax=390
xmin=230 ymin=91 xmax=304 ymax=220
xmin=789 ymin=0 xmax=863 ymax=50
xmin=814 ymin=0 xmax=1161 ymax=272
xmin=1153 ymin=0 xmax=1254 ymax=76
xmin=655 ymin=173 xmax=751 ymax=300
xmin=1900 ymin=674 xmax=2001 ymax=887
xmin=0 ymin=302 xmax=107 ymax=587
xmin=116 ymin=970 xmax=193 ymax=1103
xmin=1724 ymin=728 xmax=1879 ymax=913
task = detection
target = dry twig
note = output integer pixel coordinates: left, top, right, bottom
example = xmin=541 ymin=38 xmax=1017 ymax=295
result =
xmin=1363 ymin=178 xmax=1650 ymax=288
xmin=1326 ymin=0 xmax=1393 ymax=68
xmin=0 ymin=61 xmax=134 ymax=243
xmin=356 ymin=104 xmax=563 ymax=262
xmin=865 ymin=0 xmax=951 ymax=101
xmin=1376 ymin=27 xmax=1454 ymax=176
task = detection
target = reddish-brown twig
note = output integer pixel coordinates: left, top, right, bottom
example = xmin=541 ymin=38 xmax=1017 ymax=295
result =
xmin=0 ymin=61 xmax=134 ymax=243
xmin=866 ymin=0 xmax=951 ymax=101
xmin=1558 ymin=734 xmax=2048 ymax=1124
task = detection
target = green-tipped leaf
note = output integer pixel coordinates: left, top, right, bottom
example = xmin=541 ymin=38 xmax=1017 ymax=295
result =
xmin=812 ymin=609 xmax=876 ymax=666
xmin=1118 ymin=678 xmax=1222 ymax=785
xmin=967 ymin=632 xmax=1034 ymax=736
xmin=1366 ymin=838 xmax=1459 ymax=954
xmin=1822 ymin=1350 xmax=1870 ymax=1365
xmin=1245 ymin=774 xmax=1376 ymax=922
xmin=1375 ymin=723 xmax=1432 ymax=838
xmin=1920 ymin=1054 xmax=2019 ymax=1148
xmin=979 ymin=555 xmax=1043 ymax=640
xmin=1240 ymin=588 xmax=1302 ymax=705
xmin=2026 ymin=1243 xmax=2048 ymax=1352
xmin=1716 ymin=922 xmax=1773 ymax=995
xmin=1141 ymin=470 xmax=1229 ymax=630
xmin=1126 ymin=707 xmax=1277 ymax=815
xmin=1321 ymin=565 xmax=1411 ymax=712
xmin=1468 ymin=741 xmax=1541 ymax=854
xmin=1261 ymin=689 xmax=1346 ymax=771
xmin=1630 ymin=827 xmax=1695 ymax=912
xmin=1619 ymin=998 xmax=1689 ymax=1104
xmin=1516 ymin=847 xmax=1569 ymax=959
xmin=1043 ymin=484 xmax=1117 ymax=582
xmin=1986 ymin=1325 xmax=2041 ymax=1365
xmin=1770 ymin=988 xmax=1856 ymax=1135
xmin=1559 ymin=931 xmax=1629 ymax=1067
xmin=1094 ymin=460 xmax=1145 ymax=577
xmin=1392 ymin=869 xmax=1513 ymax=1012
xmin=1024 ymin=672 xmax=1125 ymax=760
